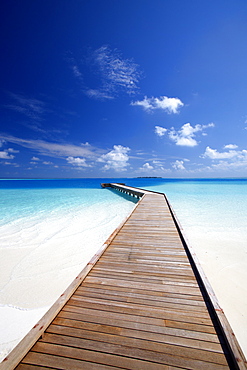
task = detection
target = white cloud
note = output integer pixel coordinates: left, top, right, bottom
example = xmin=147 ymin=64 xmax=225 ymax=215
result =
xmin=131 ymin=96 xmax=184 ymax=114
xmin=66 ymin=156 xmax=91 ymax=167
xmin=72 ymin=65 xmax=82 ymax=78
xmin=203 ymin=146 xmax=239 ymax=159
xmin=138 ymin=159 xmax=169 ymax=174
xmin=172 ymin=160 xmax=185 ymax=170
xmin=224 ymin=144 xmax=238 ymax=150
xmin=31 ymin=156 xmax=40 ymax=161
xmin=81 ymin=46 xmax=141 ymax=100
xmin=202 ymin=146 xmax=247 ymax=173
xmin=140 ymin=162 xmax=154 ymax=170
xmin=0 ymin=151 xmax=15 ymax=160
xmin=1 ymin=161 xmax=19 ymax=167
xmin=131 ymin=96 xmax=153 ymax=111
xmin=6 ymin=93 xmax=46 ymax=120
xmin=201 ymin=158 xmax=247 ymax=173
xmin=85 ymin=89 xmax=114 ymax=100
xmin=155 ymin=126 xmax=167 ymax=137
xmin=0 ymin=134 xmax=101 ymax=159
xmin=98 ymin=145 xmax=130 ymax=172
xmin=43 ymin=161 xmax=53 ymax=165
xmin=168 ymin=123 xmax=214 ymax=147
xmin=7 ymin=148 xmax=19 ymax=153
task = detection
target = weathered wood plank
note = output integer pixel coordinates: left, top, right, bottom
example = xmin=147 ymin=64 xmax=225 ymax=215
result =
xmin=40 ymin=331 xmax=229 ymax=367
xmin=67 ymin=298 xmax=213 ymax=326
xmin=27 ymin=341 xmax=229 ymax=370
xmin=10 ymin=185 xmax=246 ymax=370
xmin=53 ymin=315 xmax=219 ymax=342
xmin=83 ymin=276 xmax=203 ymax=296
xmin=73 ymin=290 xmax=209 ymax=314
xmin=22 ymin=343 xmax=179 ymax=370
xmin=70 ymin=295 xmax=211 ymax=319
xmin=76 ymin=285 xmax=207 ymax=307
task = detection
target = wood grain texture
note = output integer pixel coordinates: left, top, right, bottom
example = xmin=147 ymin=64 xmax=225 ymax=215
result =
xmin=7 ymin=186 xmax=246 ymax=370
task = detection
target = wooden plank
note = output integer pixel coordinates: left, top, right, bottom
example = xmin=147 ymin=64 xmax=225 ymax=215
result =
xmin=21 ymin=343 xmax=178 ymax=370
xmin=17 ymin=365 xmax=50 ymax=370
xmin=57 ymin=309 xmax=219 ymax=337
xmin=9 ymin=185 xmax=247 ymax=370
xmin=53 ymin=314 xmax=219 ymax=342
xmin=26 ymin=341 xmax=229 ymax=370
xmin=66 ymin=300 xmax=213 ymax=327
xmin=39 ymin=331 xmax=229 ymax=368
xmin=70 ymin=295 xmax=211 ymax=319
xmin=76 ymin=285 xmax=207 ymax=307
xmin=73 ymin=289 xmax=209 ymax=314
xmin=83 ymin=276 xmax=203 ymax=296
xmin=88 ymin=272 xmax=198 ymax=288
xmin=80 ymin=282 xmax=206 ymax=303
xmin=0 ymin=193 xmax=142 ymax=370
xmin=165 ymin=195 xmax=247 ymax=370
xmin=19 ymin=352 xmax=122 ymax=370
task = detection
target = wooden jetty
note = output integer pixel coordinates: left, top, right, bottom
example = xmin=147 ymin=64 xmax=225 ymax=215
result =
xmin=1 ymin=184 xmax=246 ymax=369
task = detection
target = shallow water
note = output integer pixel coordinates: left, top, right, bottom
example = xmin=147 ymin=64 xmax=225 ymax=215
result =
xmin=0 ymin=178 xmax=246 ymax=360
xmin=0 ymin=179 xmax=137 ymax=360
xmin=145 ymin=179 xmax=247 ymax=358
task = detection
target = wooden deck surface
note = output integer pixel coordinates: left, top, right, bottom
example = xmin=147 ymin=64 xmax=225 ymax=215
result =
xmin=7 ymin=189 xmax=246 ymax=369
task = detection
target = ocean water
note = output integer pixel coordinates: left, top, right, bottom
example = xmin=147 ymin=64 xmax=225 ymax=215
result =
xmin=0 ymin=178 xmax=247 ymax=359
xmin=140 ymin=178 xmax=247 ymax=358
xmin=0 ymin=178 xmax=138 ymax=360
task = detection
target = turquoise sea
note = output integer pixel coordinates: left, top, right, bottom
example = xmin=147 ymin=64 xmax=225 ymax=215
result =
xmin=0 ymin=178 xmax=247 ymax=359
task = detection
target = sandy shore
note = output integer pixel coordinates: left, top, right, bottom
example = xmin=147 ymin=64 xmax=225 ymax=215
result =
xmin=180 ymin=222 xmax=247 ymax=359
xmin=0 ymin=197 xmax=135 ymax=362
xmin=1 ymin=191 xmax=246 ymax=363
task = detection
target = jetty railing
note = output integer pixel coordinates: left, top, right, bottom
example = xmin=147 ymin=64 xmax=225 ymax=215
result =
xmin=101 ymin=183 xmax=146 ymax=198
xmin=102 ymin=182 xmax=247 ymax=370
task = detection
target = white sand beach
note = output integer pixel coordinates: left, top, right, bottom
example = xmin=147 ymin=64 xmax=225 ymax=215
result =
xmin=0 ymin=192 xmax=136 ymax=362
xmin=1 ymin=182 xmax=246 ymax=363
xmin=147 ymin=181 xmax=247 ymax=360
xmin=183 ymin=226 xmax=247 ymax=359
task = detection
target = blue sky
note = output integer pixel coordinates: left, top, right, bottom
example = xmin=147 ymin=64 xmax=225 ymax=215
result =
xmin=1 ymin=0 xmax=247 ymax=178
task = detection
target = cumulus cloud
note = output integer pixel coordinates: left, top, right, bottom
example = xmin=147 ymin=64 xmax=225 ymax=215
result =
xmin=198 ymin=157 xmax=247 ymax=173
xmin=98 ymin=145 xmax=130 ymax=172
xmin=159 ymin=122 xmax=214 ymax=147
xmin=203 ymin=146 xmax=240 ymax=159
xmin=224 ymin=144 xmax=238 ymax=150
xmin=172 ymin=160 xmax=185 ymax=170
xmin=7 ymin=148 xmax=19 ymax=153
xmin=138 ymin=159 xmax=169 ymax=174
xmin=140 ymin=162 xmax=154 ymax=170
xmin=66 ymin=156 xmax=91 ymax=167
xmin=155 ymin=126 xmax=167 ymax=137
xmin=0 ymin=151 xmax=15 ymax=160
xmin=43 ymin=161 xmax=53 ymax=165
xmin=131 ymin=96 xmax=184 ymax=114
xmin=31 ymin=156 xmax=40 ymax=161
xmin=202 ymin=146 xmax=247 ymax=172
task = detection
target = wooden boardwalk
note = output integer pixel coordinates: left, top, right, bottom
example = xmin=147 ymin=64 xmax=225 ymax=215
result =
xmin=2 ymin=185 xmax=246 ymax=369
